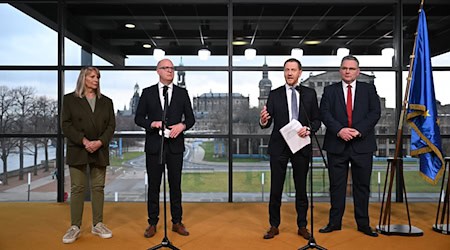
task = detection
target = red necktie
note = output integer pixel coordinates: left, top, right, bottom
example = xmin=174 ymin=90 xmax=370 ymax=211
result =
xmin=347 ymin=84 xmax=352 ymax=127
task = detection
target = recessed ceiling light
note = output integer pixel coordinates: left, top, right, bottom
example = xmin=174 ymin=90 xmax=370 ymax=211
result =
xmin=143 ymin=44 xmax=151 ymax=48
xmin=304 ymin=40 xmax=321 ymax=45
xmin=125 ymin=23 xmax=135 ymax=29
xmin=232 ymin=41 xmax=249 ymax=46
xmin=154 ymin=36 xmax=163 ymax=39
xmin=336 ymin=35 xmax=347 ymax=39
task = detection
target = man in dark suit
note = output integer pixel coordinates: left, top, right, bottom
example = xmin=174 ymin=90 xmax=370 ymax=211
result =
xmin=260 ymin=58 xmax=321 ymax=240
xmin=319 ymin=55 xmax=381 ymax=237
xmin=135 ymin=59 xmax=195 ymax=238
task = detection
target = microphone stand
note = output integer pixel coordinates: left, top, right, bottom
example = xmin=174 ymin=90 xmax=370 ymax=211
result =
xmin=297 ymin=87 xmax=327 ymax=250
xmin=149 ymin=87 xmax=179 ymax=250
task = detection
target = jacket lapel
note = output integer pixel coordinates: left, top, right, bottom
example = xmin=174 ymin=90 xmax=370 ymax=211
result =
xmin=280 ymin=87 xmax=289 ymax=124
xmin=336 ymin=83 xmax=346 ymax=112
xmin=78 ymin=96 xmax=98 ymax=132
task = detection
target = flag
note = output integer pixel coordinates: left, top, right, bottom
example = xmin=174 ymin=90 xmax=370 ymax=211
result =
xmin=406 ymin=9 xmax=444 ymax=185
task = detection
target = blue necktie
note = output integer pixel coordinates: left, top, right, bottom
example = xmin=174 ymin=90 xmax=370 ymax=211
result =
xmin=291 ymin=87 xmax=298 ymax=120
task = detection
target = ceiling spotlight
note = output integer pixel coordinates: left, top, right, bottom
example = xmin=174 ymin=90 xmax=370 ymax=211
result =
xmin=232 ymin=40 xmax=249 ymax=46
xmin=245 ymin=48 xmax=257 ymax=60
xmin=125 ymin=23 xmax=135 ymax=29
xmin=304 ymin=40 xmax=321 ymax=45
xmin=337 ymin=48 xmax=350 ymax=57
xmin=198 ymin=48 xmax=211 ymax=61
xmin=153 ymin=48 xmax=165 ymax=61
xmin=143 ymin=44 xmax=152 ymax=49
xmin=291 ymin=48 xmax=304 ymax=58
xmin=382 ymin=48 xmax=394 ymax=57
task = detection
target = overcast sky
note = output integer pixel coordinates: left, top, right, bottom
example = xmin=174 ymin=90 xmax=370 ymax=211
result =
xmin=1 ymin=4 xmax=450 ymax=111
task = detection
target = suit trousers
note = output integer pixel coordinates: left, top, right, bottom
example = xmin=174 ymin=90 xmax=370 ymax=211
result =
xmin=146 ymin=144 xmax=183 ymax=226
xmin=327 ymin=145 xmax=373 ymax=228
xmin=269 ymin=147 xmax=310 ymax=228
xmin=69 ymin=164 xmax=106 ymax=227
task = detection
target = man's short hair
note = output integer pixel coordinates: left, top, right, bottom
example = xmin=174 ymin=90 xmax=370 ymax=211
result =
xmin=341 ymin=55 xmax=359 ymax=67
xmin=284 ymin=58 xmax=302 ymax=69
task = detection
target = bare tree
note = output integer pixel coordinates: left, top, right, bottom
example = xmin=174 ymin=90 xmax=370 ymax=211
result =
xmin=39 ymin=97 xmax=57 ymax=172
xmin=12 ymin=86 xmax=36 ymax=180
xmin=0 ymin=86 xmax=17 ymax=185
xmin=28 ymin=96 xmax=56 ymax=175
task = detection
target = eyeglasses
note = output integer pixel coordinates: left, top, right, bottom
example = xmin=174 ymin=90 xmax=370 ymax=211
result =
xmin=158 ymin=66 xmax=175 ymax=71
xmin=340 ymin=67 xmax=358 ymax=71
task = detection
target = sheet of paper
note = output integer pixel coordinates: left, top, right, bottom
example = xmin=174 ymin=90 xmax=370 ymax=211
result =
xmin=279 ymin=120 xmax=311 ymax=154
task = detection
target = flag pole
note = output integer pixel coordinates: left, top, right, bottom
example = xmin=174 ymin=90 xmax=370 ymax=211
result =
xmin=377 ymin=0 xmax=424 ymax=236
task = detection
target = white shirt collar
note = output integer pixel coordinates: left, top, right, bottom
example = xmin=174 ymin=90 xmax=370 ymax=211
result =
xmin=285 ymin=83 xmax=299 ymax=90
xmin=158 ymin=82 xmax=173 ymax=89
xmin=342 ymin=80 xmax=356 ymax=89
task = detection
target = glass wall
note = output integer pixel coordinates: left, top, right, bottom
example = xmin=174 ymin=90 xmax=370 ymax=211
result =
xmin=1 ymin=1 xmax=450 ymax=203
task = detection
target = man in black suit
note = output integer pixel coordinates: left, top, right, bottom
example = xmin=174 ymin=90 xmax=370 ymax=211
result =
xmin=135 ymin=59 xmax=195 ymax=238
xmin=260 ymin=58 xmax=321 ymax=240
xmin=319 ymin=55 xmax=381 ymax=237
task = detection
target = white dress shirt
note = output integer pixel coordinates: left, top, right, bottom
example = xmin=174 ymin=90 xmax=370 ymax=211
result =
xmin=158 ymin=82 xmax=173 ymax=110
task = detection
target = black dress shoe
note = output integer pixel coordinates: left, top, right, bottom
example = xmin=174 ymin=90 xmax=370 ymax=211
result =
xmin=357 ymin=226 xmax=379 ymax=237
xmin=318 ymin=224 xmax=341 ymax=233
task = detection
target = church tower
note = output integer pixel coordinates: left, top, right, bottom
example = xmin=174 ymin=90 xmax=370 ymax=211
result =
xmin=258 ymin=57 xmax=272 ymax=108
xmin=177 ymin=57 xmax=186 ymax=88
xmin=130 ymin=83 xmax=140 ymax=115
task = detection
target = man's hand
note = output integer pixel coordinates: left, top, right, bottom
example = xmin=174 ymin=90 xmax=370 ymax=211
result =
xmin=168 ymin=123 xmax=186 ymax=138
xmin=297 ymin=126 xmax=311 ymax=138
xmin=260 ymin=105 xmax=271 ymax=126
xmin=151 ymin=121 xmax=163 ymax=129
xmin=338 ymin=128 xmax=359 ymax=141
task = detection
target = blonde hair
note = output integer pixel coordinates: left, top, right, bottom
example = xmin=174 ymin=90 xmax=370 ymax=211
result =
xmin=74 ymin=66 xmax=101 ymax=98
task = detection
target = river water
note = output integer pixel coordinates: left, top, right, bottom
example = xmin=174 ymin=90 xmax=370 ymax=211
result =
xmin=0 ymin=146 xmax=56 ymax=174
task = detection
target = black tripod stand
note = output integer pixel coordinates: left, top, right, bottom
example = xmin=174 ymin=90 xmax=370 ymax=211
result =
xmin=297 ymin=86 xmax=327 ymax=250
xmin=149 ymin=86 xmax=179 ymax=250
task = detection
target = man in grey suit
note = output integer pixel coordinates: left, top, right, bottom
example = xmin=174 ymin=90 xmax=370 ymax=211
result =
xmin=319 ymin=55 xmax=381 ymax=237
xmin=135 ymin=59 xmax=195 ymax=238
xmin=260 ymin=58 xmax=321 ymax=240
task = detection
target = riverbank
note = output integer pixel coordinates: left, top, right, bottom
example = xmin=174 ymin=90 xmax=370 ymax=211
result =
xmin=0 ymin=166 xmax=53 ymax=192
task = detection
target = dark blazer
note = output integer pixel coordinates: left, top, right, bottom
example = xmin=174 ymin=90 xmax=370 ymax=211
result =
xmin=320 ymin=81 xmax=381 ymax=154
xmin=261 ymin=85 xmax=321 ymax=156
xmin=62 ymin=92 xmax=116 ymax=166
xmin=135 ymin=84 xmax=195 ymax=154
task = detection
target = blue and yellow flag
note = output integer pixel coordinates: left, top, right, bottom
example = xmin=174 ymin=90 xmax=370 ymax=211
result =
xmin=406 ymin=9 xmax=444 ymax=185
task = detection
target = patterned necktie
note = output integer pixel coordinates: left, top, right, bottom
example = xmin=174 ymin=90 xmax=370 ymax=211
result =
xmin=347 ymin=84 xmax=352 ymax=127
xmin=291 ymin=87 xmax=298 ymax=120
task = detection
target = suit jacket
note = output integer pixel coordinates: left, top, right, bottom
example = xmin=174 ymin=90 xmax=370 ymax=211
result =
xmin=320 ymin=81 xmax=381 ymax=154
xmin=261 ymin=85 xmax=321 ymax=156
xmin=134 ymin=84 xmax=195 ymax=154
xmin=62 ymin=92 xmax=116 ymax=166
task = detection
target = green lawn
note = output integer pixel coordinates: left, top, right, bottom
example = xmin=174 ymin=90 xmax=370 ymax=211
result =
xmin=193 ymin=141 xmax=441 ymax=193
xmin=200 ymin=141 xmax=262 ymax=162
xmin=118 ymin=143 xmax=441 ymax=194
xmin=110 ymin=151 xmax=144 ymax=166
xmin=180 ymin=169 xmax=442 ymax=193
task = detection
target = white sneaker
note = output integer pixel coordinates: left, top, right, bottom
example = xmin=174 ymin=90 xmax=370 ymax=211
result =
xmin=92 ymin=222 xmax=113 ymax=239
xmin=62 ymin=225 xmax=80 ymax=244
